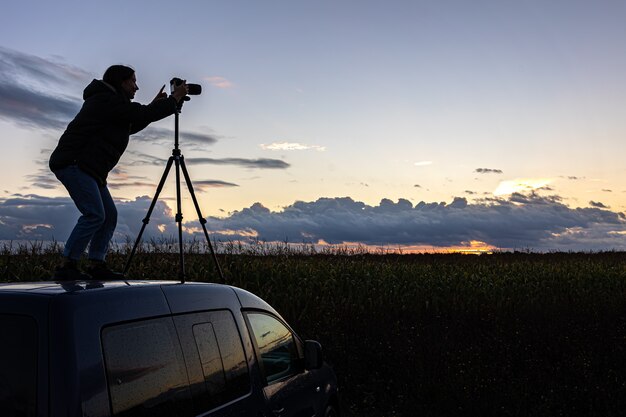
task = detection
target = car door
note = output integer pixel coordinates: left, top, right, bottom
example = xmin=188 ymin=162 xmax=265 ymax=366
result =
xmin=101 ymin=316 xmax=195 ymax=417
xmin=172 ymin=310 xmax=263 ymax=417
xmin=245 ymin=312 xmax=320 ymax=417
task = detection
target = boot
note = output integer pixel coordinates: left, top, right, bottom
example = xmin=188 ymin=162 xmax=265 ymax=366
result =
xmin=86 ymin=260 xmax=125 ymax=280
xmin=52 ymin=259 xmax=91 ymax=281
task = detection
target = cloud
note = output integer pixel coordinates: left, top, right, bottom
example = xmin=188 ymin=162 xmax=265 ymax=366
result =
xmin=414 ymin=161 xmax=433 ymax=167
xmin=260 ymin=142 xmax=326 ymax=151
xmin=0 ymin=81 xmax=81 ymax=130
xmin=132 ymin=126 xmax=218 ymax=146
xmin=589 ymin=201 xmax=609 ymax=209
xmin=194 ymin=180 xmax=239 ymax=190
xmin=106 ymin=165 xmax=238 ymax=192
xmin=475 ymin=168 xmax=503 ymax=174
xmin=124 ymin=151 xmax=167 ymax=166
xmin=199 ymin=194 xmax=626 ymax=251
xmin=24 ymin=171 xmax=59 ymax=190
xmin=125 ymin=152 xmax=289 ymax=170
xmin=0 ymin=46 xmax=91 ymax=86
xmin=1 ymin=192 xmax=625 ymax=251
xmin=203 ymin=76 xmax=233 ymax=89
xmin=187 ymin=157 xmax=290 ymax=169
xmin=0 ymin=194 xmax=173 ymax=242
xmin=0 ymin=47 xmax=88 ymax=130
xmin=107 ymin=181 xmax=157 ymax=190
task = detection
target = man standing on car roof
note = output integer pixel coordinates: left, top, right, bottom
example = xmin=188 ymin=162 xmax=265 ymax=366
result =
xmin=49 ymin=65 xmax=188 ymax=280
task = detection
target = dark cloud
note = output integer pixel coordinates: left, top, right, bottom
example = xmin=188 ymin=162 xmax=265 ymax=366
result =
xmin=0 ymin=81 xmax=80 ymax=130
xmin=107 ymin=181 xmax=156 ymax=190
xmin=187 ymin=157 xmax=290 ymax=169
xmin=200 ymin=193 xmax=626 ymax=251
xmin=132 ymin=126 xmax=218 ymax=146
xmin=0 ymin=194 xmax=173 ymax=241
xmin=0 ymin=192 xmax=624 ymax=251
xmin=194 ymin=180 xmax=239 ymax=189
xmin=508 ymin=192 xmax=562 ymax=205
xmin=124 ymin=151 xmax=167 ymax=166
xmin=107 ymin=172 xmax=237 ymax=192
xmin=24 ymin=172 xmax=59 ymax=190
xmin=0 ymin=47 xmax=87 ymax=130
xmin=475 ymin=168 xmax=503 ymax=174
xmin=414 ymin=184 xmax=421 ymax=188
xmin=125 ymin=151 xmax=289 ymax=170
xmin=0 ymin=47 xmax=90 ymax=85
xmin=602 ymin=189 xmax=613 ymax=193
xmin=589 ymin=201 xmax=609 ymax=209
xmin=464 ymin=190 xmax=477 ymax=195
xmin=114 ymin=196 xmax=175 ymax=238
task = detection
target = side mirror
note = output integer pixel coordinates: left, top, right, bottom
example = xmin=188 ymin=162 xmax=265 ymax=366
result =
xmin=304 ymin=340 xmax=324 ymax=370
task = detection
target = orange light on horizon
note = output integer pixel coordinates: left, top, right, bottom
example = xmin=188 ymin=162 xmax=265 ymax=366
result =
xmin=311 ymin=240 xmax=499 ymax=255
xmin=444 ymin=240 xmax=498 ymax=254
xmin=205 ymin=238 xmax=501 ymax=255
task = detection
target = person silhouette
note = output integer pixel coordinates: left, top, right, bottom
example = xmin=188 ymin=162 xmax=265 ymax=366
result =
xmin=49 ymin=65 xmax=188 ymax=280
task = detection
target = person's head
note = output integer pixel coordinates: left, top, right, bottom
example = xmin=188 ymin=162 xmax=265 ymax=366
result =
xmin=102 ymin=65 xmax=138 ymax=99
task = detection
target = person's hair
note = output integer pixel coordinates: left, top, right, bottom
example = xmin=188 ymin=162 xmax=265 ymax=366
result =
xmin=102 ymin=65 xmax=135 ymax=92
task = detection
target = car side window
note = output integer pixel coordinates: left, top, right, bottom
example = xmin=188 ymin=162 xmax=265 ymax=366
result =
xmin=173 ymin=310 xmax=250 ymax=414
xmin=0 ymin=314 xmax=37 ymax=417
xmin=246 ymin=313 xmax=300 ymax=384
xmin=101 ymin=317 xmax=194 ymax=417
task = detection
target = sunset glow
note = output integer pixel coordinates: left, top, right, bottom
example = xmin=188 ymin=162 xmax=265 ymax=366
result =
xmin=494 ymin=179 xmax=553 ymax=197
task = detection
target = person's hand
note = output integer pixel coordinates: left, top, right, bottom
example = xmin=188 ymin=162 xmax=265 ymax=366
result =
xmin=151 ymin=85 xmax=167 ymax=103
xmin=171 ymin=80 xmax=189 ymax=103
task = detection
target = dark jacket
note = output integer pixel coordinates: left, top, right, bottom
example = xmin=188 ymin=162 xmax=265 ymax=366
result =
xmin=49 ymin=79 xmax=178 ymax=185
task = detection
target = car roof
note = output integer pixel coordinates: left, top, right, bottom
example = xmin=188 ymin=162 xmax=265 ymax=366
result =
xmin=0 ymin=280 xmax=279 ymax=316
xmin=0 ymin=280 xmax=183 ymax=296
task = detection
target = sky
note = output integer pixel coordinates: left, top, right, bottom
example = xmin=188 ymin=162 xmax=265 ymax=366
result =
xmin=0 ymin=0 xmax=625 ymax=252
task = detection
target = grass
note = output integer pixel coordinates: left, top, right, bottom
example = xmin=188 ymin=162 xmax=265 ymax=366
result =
xmin=2 ymin=241 xmax=626 ymax=416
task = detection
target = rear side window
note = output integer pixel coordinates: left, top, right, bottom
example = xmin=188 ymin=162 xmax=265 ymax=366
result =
xmin=174 ymin=310 xmax=250 ymax=413
xmin=0 ymin=314 xmax=37 ymax=417
xmin=102 ymin=317 xmax=193 ymax=417
xmin=246 ymin=313 xmax=300 ymax=384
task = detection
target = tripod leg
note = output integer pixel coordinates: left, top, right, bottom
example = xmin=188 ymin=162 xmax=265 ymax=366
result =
xmin=180 ymin=156 xmax=226 ymax=283
xmin=123 ymin=156 xmax=175 ymax=275
xmin=174 ymin=156 xmax=186 ymax=282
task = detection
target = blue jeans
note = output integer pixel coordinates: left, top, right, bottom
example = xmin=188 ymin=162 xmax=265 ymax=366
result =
xmin=54 ymin=165 xmax=117 ymax=261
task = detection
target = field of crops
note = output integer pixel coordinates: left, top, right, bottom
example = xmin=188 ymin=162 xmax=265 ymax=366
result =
xmin=2 ymin=242 xmax=626 ymax=416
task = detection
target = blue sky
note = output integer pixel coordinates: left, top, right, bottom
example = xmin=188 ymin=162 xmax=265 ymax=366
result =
xmin=0 ymin=0 xmax=625 ymax=251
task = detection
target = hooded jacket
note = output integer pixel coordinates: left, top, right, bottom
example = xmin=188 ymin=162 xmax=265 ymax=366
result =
xmin=49 ymin=79 xmax=178 ymax=185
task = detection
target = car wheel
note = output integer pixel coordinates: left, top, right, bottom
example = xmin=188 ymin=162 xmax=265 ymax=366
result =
xmin=324 ymin=404 xmax=339 ymax=417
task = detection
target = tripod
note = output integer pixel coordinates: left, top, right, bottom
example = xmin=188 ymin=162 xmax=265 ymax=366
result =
xmin=123 ymin=100 xmax=224 ymax=283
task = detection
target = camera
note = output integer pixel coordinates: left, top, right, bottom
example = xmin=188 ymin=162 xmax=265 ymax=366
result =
xmin=170 ymin=78 xmax=202 ymax=95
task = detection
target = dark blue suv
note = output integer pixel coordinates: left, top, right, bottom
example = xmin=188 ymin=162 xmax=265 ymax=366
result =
xmin=0 ymin=280 xmax=340 ymax=417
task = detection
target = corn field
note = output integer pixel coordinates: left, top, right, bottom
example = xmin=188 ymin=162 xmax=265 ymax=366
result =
xmin=2 ymin=241 xmax=626 ymax=416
